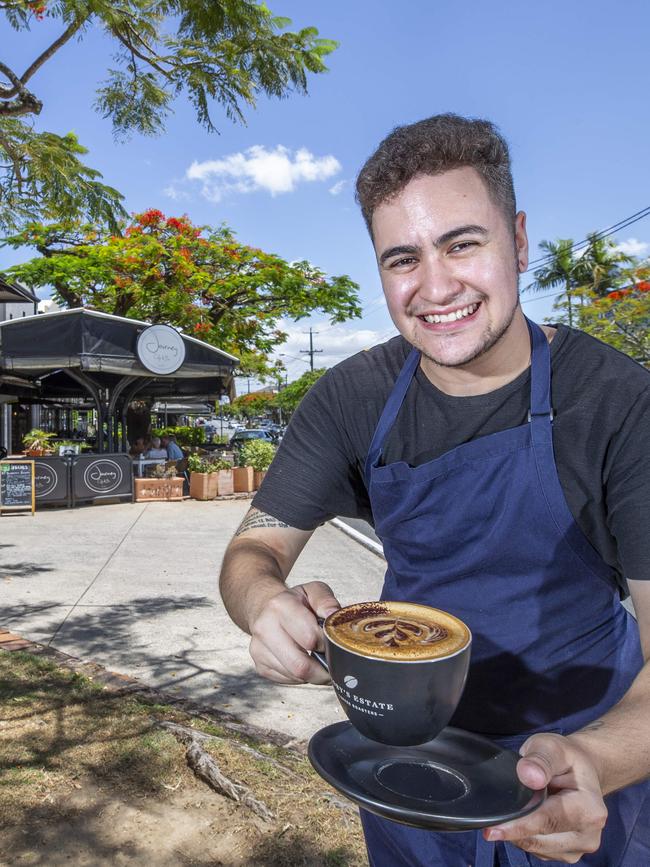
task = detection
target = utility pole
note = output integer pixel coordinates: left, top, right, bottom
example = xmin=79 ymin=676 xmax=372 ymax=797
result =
xmin=301 ymin=327 xmax=322 ymax=371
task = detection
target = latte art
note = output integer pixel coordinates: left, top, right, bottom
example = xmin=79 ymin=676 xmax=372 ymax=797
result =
xmin=355 ymin=616 xmax=449 ymax=649
xmin=326 ymin=601 xmax=470 ymax=661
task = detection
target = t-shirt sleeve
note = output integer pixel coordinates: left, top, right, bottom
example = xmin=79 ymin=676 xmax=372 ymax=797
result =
xmin=252 ymin=371 xmax=372 ymax=531
xmin=604 ymin=383 xmax=650 ymax=581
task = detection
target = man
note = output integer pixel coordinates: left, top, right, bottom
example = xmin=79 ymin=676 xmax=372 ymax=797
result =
xmin=219 ymin=115 xmax=650 ymax=865
xmin=162 ymin=433 xmax=184 ymax=461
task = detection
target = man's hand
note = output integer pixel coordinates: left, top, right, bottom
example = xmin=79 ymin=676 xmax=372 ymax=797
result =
xmin=249 ymin=581 xmax=340 ymax=685
xmin=483 ymin=733 xmax=608 ymax=863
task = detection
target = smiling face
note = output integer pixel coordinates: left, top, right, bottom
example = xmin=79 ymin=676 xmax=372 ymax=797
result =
xmin=372 ymin=168 xmax=530 ymax=386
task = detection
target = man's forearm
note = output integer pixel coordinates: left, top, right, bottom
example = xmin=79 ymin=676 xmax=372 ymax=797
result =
xmin=569 ymin=660 xmax=650 ymax=795
xmin=219 ymin=537 xmax=289 ymax=634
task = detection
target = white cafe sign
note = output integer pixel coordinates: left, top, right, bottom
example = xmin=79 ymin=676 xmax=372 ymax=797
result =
xmin=136 ymin=324 xmax=186 ymax=375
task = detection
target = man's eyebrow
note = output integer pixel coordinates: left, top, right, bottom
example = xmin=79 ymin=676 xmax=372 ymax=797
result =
xmin=378 ymin=225 xmax=488 ymax=266
xmin=433 ymin=224 xmax=487 ymax=247
xmin=378 ymin=244 xmax=419 ymax=266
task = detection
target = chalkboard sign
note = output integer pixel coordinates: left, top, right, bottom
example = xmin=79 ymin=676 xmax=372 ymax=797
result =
xmin=0 ymin=460 xmax=35 ymax=514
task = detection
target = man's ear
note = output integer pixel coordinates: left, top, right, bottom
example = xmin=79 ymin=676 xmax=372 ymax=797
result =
xmin=515 ymin=211 xmax=529 ymax=273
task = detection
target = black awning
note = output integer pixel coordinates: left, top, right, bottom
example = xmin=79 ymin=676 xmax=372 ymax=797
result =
xmin=0 ymin=308 xmax=238 ymax=401
xmin=0 ymin=308 xmax=239 ymax=452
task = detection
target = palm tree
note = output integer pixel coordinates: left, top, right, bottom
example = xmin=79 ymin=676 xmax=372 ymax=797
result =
xmin=527 ymin=235 xmax=633 ymax=326
xmin=577 ymin=233 xmax=633 ymax=298
xmin=527 ymin=238 xmax=580 ymax=326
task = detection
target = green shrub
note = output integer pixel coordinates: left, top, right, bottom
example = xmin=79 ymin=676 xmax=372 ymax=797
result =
xmin=187 ymin=453 xmax=232 ymax=474
xmin=152 ymin=425 xmax=204 ymax=446
xmin=239 ymin=439 xmax=276 ymax=471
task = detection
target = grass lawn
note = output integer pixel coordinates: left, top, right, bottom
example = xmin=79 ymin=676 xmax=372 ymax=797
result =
xmin=0 ymin=650 xmax=366 ymax=866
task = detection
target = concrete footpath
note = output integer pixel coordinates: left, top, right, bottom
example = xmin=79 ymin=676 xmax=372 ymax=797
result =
xmin=0 ymin=499 xmax=386 ymax=744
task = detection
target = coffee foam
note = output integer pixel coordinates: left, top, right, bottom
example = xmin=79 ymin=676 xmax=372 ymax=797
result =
xmin=326 ymin=601 xmax=470 ymax=661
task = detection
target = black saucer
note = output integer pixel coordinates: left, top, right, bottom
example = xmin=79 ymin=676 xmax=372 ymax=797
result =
xmin=308 ymin=722 xmax=545 ymax=831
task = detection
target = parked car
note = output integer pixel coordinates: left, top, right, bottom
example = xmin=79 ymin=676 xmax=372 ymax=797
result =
xmin=228 ymin=428 xmax=275 ymax=449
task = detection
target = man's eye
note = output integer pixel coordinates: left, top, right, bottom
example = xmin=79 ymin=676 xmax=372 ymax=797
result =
xmin=450 ymin=241 xmax=477 ymax=253
xmin=389 ymin=256 xmax=416 ymax=268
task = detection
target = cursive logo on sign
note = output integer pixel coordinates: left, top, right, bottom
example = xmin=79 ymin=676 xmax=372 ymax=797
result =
xmin=83 ymin=460 xmax=123 ymax=494
xmin=34 ymin=463 xmax=58 ymax=497
xmin=136 ymin=324 xmax=185 ymax=374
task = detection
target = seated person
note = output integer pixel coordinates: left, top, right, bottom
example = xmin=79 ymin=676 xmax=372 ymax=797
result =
xmin=162 ymin=434 xmax=184 ymax=461
xmin=144 ymin=436 xmax=167 ymax=460
xmin=129 ymin=437 xmax=147 ymax=458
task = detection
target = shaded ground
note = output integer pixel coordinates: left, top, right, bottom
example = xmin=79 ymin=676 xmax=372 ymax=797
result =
xmin=0 ymin=651 xmax=366 ymax=866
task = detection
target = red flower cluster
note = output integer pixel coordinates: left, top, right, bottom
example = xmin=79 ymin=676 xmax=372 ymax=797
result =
xmin=193 ymin=322 xmax=211 ymax=335
xmin=27 ymin=1 xmax=47 ymax=20
xmin=608 ymin=281 xmax=650 ymax=301
xmin=166 ymin=216 xmax=189 ymax=233
xmin=137 ymin=209 xmax=165 ymax=227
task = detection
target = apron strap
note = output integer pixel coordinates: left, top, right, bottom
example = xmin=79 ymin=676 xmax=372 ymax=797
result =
xmin=475 ymin=833 xmax=531 ymax=867
xmin=363 ymin=346 xmax=420 ymax=484
xmin=527 ymin=318 xmax=552 ymax=419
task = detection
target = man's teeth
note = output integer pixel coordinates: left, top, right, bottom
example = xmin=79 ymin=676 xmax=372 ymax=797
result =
xmin=423 ymin=303 xmax=479 ymax=324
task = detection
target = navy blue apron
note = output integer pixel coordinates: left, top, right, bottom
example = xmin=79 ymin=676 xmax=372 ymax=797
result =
xmin=360 ymin=320 xmax=649 ymax=866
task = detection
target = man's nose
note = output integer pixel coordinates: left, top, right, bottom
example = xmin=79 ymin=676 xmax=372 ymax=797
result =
xmin=416 ymin=254 xmax=463 ymax=304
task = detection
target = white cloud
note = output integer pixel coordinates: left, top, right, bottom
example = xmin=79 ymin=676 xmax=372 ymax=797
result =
xmin=186 ymin=145 xmax=341 ymax=202
xmin=163 ymin=183 xmax=190 ymax=202
xmin=615 ymin=238 xmax=649 ymax=257
xmin=329 ymin=179 xmax=348 ymax=196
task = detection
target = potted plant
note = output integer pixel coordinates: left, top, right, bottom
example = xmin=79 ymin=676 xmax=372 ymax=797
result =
xmin=134 ymin=461 xmax=184 ymax=502
xmin=22 ymin=429 xmax=56 ymax=457
xmin=212 ymin=456 xmax=234 ymax=496
xmin=239 ymin=439 xmax=276 ymax=490
xmin=187 ymin=452 xmax=218 ymax=500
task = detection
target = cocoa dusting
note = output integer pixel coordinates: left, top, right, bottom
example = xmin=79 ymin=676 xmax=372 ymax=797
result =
xmin=331 ymin=602 xmax=389 ymax=625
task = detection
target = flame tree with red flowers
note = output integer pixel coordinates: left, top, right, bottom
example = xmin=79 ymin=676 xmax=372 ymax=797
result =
xmin=0 ymin=1 xmax=337 ymax=231
xmin=4 ymin=211 xmax=362 ymax=373
xmin=576 ymin=269 xmax=650 ymax=367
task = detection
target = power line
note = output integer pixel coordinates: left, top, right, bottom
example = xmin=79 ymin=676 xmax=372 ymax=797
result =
xmin=525 ymin=205 xmax=650 ymax=271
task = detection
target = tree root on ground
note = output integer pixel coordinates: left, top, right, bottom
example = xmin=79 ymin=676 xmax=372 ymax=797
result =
xmin=158 ymin=720 xmax=357 ymax=819
xmin=159 ymin=720 xmax=274 ymax=822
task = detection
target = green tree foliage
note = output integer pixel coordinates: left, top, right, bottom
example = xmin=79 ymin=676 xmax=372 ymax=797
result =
xmin=4 ymin=210 xmax=361 ymax=366
xmin=275 ymin=367 xmax=326 ymax=416
xmin=575 ymin=268 xmax=650 ymax=367
xmin=229 ymin=391 xmax=275 ymax=419
xmin=0 ymin=0 xmax=337 ymax=229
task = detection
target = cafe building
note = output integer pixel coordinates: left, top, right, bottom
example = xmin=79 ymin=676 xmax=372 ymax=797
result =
xmin=0 ymin=307 xmax=237 ymax=506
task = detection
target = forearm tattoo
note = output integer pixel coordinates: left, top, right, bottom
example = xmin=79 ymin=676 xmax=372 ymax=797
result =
xmin=235 ymin=508 xmax=291 ymax=537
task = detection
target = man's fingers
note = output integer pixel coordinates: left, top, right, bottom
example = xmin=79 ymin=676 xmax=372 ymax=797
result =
xmin=296 ymin=580 xmax=341 ymax=620
xmin=518 ymin=733 xmax=572 ymax=789
xmin=250 ymin=624 xmax=331 ymax=685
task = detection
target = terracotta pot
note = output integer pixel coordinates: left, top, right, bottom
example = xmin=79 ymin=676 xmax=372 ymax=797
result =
xmin=232 ymin=466 xmax=254 ymax=493
xmin=216 ymin=469 xmax=234 ymax=496
xmin=189 ymin=472 xmax=218 ymax=501
xmin=253 ymin=470 xmax=267 ymax=490
xmin=23 ymin=448 xmax=45 ymax=457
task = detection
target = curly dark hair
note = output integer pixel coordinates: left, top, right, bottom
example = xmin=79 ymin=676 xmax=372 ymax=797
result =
xmin=355 ymin=114 xmax=516 ymax=234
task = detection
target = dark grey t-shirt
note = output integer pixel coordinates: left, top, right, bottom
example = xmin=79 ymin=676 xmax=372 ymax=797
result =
xmin=254 ymin=325 xmax=650 ymax=587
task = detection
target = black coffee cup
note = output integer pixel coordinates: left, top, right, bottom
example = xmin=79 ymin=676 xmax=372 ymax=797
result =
xmin=314 ymin=601 xmax=471 ymax=746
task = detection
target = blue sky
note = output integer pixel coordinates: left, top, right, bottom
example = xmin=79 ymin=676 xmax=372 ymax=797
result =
xmin=2 ymin=0 xmax=649 ymax=387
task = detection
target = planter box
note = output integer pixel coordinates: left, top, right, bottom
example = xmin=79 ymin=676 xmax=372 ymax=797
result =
xmin=134 ymin=477 xmax=184 ymax=502
xmin=216 ymin=469 xmax=234 ymax=496
xmin=253 ymin=470 xmax=267 ymax=490
xmin=232 ymin=466 xmax=254 ymax=493
xmin=190 ymin=472 xmax=218 ymax=501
